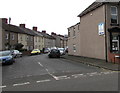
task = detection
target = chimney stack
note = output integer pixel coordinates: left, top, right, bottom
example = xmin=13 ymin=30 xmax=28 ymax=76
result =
xmin=42 ymin=30 xmax=46 ymax=33
xmin=33 ymin=26 xmax=37 ymax=31
xmin=2 ymin=18 xmax=8 ymax=24
xmin=19 ymin=24 xmax=25 ymax=28
xmin=51 ymin=32 xmax=56 ymax=35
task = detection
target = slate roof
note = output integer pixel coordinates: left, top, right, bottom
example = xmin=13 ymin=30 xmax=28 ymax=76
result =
xmin=40 ymin=32 xmax=55 ymax=39
xmin=78 ymin=1 xmax=120 ymax=17
xmin=32 ymin=30 xmax=43 ymax=37
xmin=19 ymin=27 xmax=37 ymax=36
xmin=78 ymin=2 xmax=104 ymax=17
xmin=2 ymin=23 xmax=26 ymax=34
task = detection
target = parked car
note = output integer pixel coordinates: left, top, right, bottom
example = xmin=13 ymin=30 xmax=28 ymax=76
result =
xmin=0 ymin=51 xmax=15 ymax=65
xmin=58 ymin=48 xmax=66 ymax=55
xmin=44 ymin=48 xmax=50 ymax=53
xmin=31 ymin=49 xmax=41 ymax=55
xmin=10 ymin=50 xmax=22 ymax=58
xmin=48 ymin=49 xmax=60 ymax=58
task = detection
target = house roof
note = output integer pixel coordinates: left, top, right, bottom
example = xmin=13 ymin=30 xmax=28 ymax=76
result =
xmin=68 ymin=22 xmax=80 ymax=29
xmin=78 ymin=1 xmax=120 ymax=17
xmin=19 ymin=27 xmax=37 ymax=36
xmin=78 ymin=2 xmax=104 ymax=17
xmin=2 ymin=23 xmax=26 ymax=34
xmin=32 ymin=30 xmax=43 ymax=37
xmin=40 ymin=32 xmax=55 ymax=39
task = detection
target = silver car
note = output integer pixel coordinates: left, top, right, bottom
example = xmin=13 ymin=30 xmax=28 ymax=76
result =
xmin=11 ymin=50 xmax=22 ymax=58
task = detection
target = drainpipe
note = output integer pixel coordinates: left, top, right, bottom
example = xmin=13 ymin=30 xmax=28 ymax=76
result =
xmin=8 ymin=19 xmax=11 ymax=50
xmin=104 ymin=4 xmax=108 ymax=62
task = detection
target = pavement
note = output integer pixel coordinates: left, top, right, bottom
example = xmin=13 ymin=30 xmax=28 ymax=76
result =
xmin=62 ymin=54 xmax=120 ymax=71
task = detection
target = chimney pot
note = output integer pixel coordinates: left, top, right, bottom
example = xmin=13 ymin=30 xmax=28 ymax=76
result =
xmin=33 ymin=27 xmax=37 ymax=31
xmin=19 ymin=24 xmax=25 ymax=28
xmin=42 ymin=30 xmax=46 ymax=33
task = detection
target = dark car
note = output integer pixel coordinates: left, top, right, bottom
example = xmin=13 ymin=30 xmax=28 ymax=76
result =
xmin=0 ymin=51 xmax=15 ymax=65
xmin=48 ymin=49 xmax=60 ymax=58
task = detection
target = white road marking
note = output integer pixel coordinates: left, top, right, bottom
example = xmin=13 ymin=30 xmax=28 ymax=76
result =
xmin=38 ymin=62 xmax=43 ymax=67
xmin=27 ymin=75 xmax=32 ymax=77
xmin=56 ymin=76 xmax=70 ymax=80
xmin=87 ymin=72 xmax=98 ymax=76
xmin=72 ymin=74 xmax=86 ymax=78
xmin=36 ymin=79 xmax=51 ymax=83
xmin=0 ymin=86 xmax=6 ymax=88
xmin=45 ymin=68 xmax=59 ymax=80
xmin=103 ymin=72 xmax=111 ymax=74
xmin=13 ymin=82 xmax=30 ymax=86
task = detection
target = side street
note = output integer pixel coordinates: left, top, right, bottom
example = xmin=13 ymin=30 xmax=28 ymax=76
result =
xmin=0 ymin=0 xmax=120 ymax=92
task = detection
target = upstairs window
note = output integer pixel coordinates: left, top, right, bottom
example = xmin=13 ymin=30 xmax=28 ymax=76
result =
xmin=21 ymin=36 xmax=22 ymax=41
xmin=111 ymin=6 xmax=118 ymax=24
xmin=73 ymin=27 xmax=75 ymax=37
xmin=31 ymin=36 xmax=33 ymax=42
xmin=68 ymin=29 xmax=70 ymax=37
xmin=12 ymin=34 xmax=14 ymax=40
xmin=6 ymin=34 xmax=9 ymax=40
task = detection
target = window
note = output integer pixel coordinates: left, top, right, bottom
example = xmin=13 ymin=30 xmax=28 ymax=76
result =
xmin=26 ymin=36 xmax=29 ymax=41
xmin=111 ymin=6 xmax=118 ymax=24
xmin=12 ymin=34 xmax=14 ymax=40
xmin=73 ymin=27 xmax=75 ymax=37
xmin=68 ymin=31 xmax=70 ymax=37
xmin=78 ymin=25 xmax=79 ymax=30
xmin=31 ymin=36 xmax=32 ymax=42
xmin=111 ymin=35 xmax=119 ymax=52
xmin=39 ymin=37 xmax=40 ymax=42
xmin=21 ymin=36 xmax=22 ymax=41
xmin=73 ymin=44 xmax=76 ymax=52
xmin=6 ymin=34 xmax=9 ymax=40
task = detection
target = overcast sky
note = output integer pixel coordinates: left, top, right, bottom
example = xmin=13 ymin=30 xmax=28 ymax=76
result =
xmin=0 ymin=0 xmax=96 ymax=35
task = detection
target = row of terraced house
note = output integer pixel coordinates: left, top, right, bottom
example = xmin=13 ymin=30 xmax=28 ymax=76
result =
xmin=68 ymin=1 xmax=120 ymax=63
xmin=0 ymin=18 xmax=68 ymax=52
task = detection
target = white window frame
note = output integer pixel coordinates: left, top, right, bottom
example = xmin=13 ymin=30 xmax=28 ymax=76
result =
xmin=112 ymin=40 xmax=119 ymax=51
xmin=111 ymin=6 xmax=118 ymax=24
xmin=73 ymin=44 xmax=76 ymax=52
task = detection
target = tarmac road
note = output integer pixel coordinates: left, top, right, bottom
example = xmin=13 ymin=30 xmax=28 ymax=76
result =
xmin=1 ymin=54 xmax=119 ymax=91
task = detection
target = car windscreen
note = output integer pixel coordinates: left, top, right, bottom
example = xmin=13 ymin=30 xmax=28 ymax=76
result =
xmin=51 ymin=49 xmax=59 ymax=53
xmin=0 ymin=51 xmax=11 ymax=57
xmin=33 ymin=50 xmax=39 ymax=51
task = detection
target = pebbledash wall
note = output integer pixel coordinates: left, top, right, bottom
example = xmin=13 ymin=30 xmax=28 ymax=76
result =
xmin=78 ymin=5 xmax=106 ymax=60
xmin=68 ymin=2 xmax=120 ymax=63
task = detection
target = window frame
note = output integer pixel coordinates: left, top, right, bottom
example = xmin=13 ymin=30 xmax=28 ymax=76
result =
xmin=110 ymin=34 xmax=120 ymax=53
xmin=110 ymin=6 xmax=118 ymax=24
xmin=12 ymin=34 xmax=15 ymax=40
xmin=6 ymin=34 xmax=9 ymax=40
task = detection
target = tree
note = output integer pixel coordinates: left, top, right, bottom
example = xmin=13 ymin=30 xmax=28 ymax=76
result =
xmin=14 ymin=43 xmax=24 ymax=50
